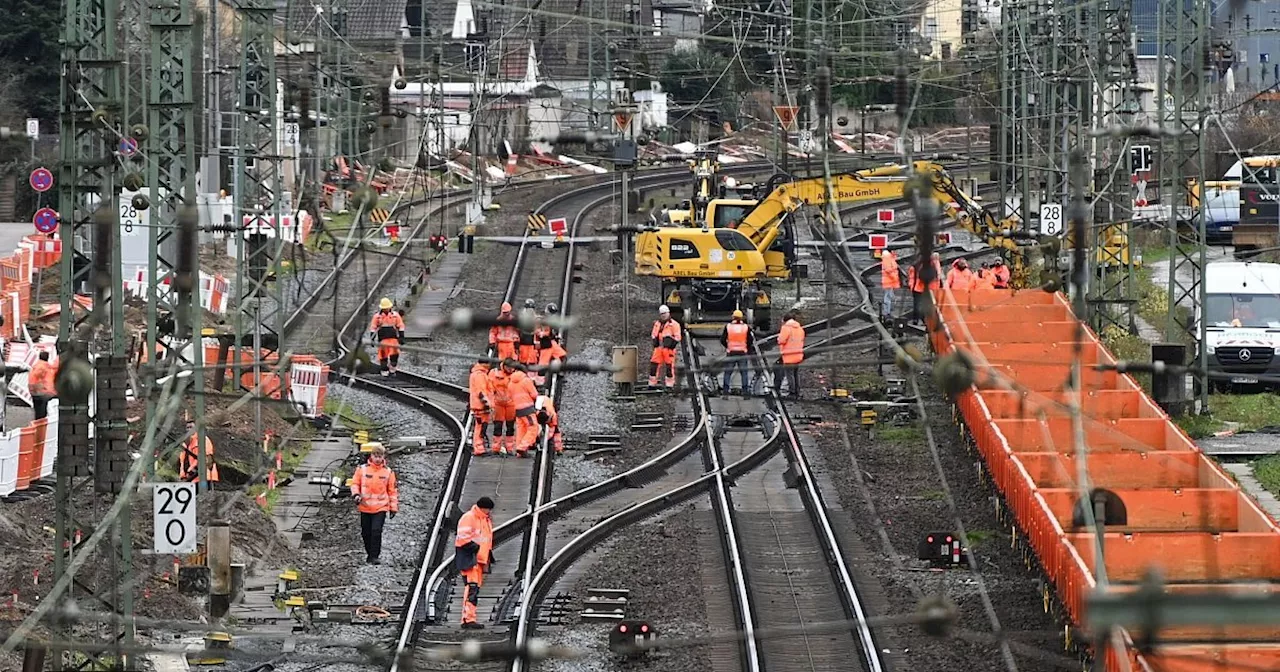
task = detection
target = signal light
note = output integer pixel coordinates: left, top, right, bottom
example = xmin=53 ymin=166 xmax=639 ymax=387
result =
xmin=609 ymin=620 xmax=656 ymax=658
xmin=618 ymin=625 xmax=627 ymax=634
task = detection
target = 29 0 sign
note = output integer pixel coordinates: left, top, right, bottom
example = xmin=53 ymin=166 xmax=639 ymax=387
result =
xmin=153 ymin=483 xmax=197 ymax=554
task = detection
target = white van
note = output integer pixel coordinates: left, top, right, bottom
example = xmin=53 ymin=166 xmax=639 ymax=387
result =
xmin=1204 ymin=261 xmax=1280 ymax=386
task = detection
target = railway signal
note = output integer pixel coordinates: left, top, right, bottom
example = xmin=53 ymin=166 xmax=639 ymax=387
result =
xmin=918 ymin=532 xmax=968 ymax=567
xmin=608 ymin=619 xmax=657 ymax=657
xmin=429 ymin=234 xmax=448 ymax=252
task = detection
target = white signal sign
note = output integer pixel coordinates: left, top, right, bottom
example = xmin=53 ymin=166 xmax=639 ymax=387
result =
xmin=153 ymin=482 xmax=197 ymax=554
xmin=1039 ymin=203 xmax=1064 ymax=236
xmin=25 ymin=118 xmax=38 ymax=139
xmin=283 ymin=122 xmax=300 ymax=149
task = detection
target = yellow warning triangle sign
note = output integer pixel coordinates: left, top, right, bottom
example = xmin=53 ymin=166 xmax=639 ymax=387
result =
xmin=614 ymin=112 xmax=633 ymax=133
xmin=773 ymin=106 xmax=799 ymax=131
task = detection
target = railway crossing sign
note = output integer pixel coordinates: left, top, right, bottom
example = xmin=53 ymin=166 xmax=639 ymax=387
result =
xmin=29 ymin=167 xmax=53 ymax=193
xmin=527 ymin=211 xmax=548 ymax=233
xmin=548 ymin=217 xmax=567 ymax=237
xmin=32 ymin=207 xmax=58 ymax=233
xmin=119 ymin=137 xmax=138 ymax=157
xmin=876 ymin=208 xmax=894 ymax=224
xmin=153 ymin=482 xmax=197 ymax=554
xmin=1039 ymin=203 xmax=1064 ymax=236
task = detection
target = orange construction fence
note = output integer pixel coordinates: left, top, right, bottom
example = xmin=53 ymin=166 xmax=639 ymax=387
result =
xmin=930 ymin=287 xmax=1280 ymax=671
xmin=1 ymin=402 xmax=58 ymax=498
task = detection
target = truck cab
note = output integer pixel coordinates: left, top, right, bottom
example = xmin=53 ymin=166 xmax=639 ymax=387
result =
xmin=1203 ymin=261 xmax=1280 ymax=388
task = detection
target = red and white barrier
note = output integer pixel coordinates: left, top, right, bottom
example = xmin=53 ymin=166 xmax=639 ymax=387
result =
xmin=287 ymin=359 xmax=328 ymax=418
xmin=240 ymin=211 xmax=313 ymax=245
xmin=125 ymin=267 xmax=231 ymax=316
xmin=6 ymin=339 xmax=58 ymax=409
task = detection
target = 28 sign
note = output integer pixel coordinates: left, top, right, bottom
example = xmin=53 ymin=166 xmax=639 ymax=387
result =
xmin=153 ymin=483 xmax=197 ymax=554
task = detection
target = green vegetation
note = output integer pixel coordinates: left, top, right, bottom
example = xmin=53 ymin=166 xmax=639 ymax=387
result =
xmin=920 ymin=489 xmax=946 ymax=502
xmin=1099 ymin=325 xmax=1152 ymax=393
xmin=324 ymin=397 xmax=377 ymax=430
xmin=964 ymin=529 xmax=996 ymax=546
xmin=1173 ymin=394 xmax=1280 ymax=438
xmin=877 ymin=424 xmax=924 ymax=443
xmin=1254 ymin=455 xmax=1280 ymax=498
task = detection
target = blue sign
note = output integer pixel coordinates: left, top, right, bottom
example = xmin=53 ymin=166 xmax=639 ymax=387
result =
xmin=33 ymin=207 xmax=58 ymax=234
xmin=28 ymin=167 xmax=53 ymax=193
xmin=119 ymin=137 xmax=138 ymax=156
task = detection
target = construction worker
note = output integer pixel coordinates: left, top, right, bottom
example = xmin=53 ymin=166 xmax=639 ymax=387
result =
xmin=529 ymin=315 xmax=553 ymax=385
xmin=774 ymin=310 xmax=805 ymax=397
xmin=991 ymin=259 xmax=1011 ymax=289
xmin=907 ymin=252 xmax=943 ymax=324
xmin=487 ymin=362 xmax=516 ymax=456
xmin=535 ymin=393 xmax=564 ymax=453
xmin=973 ymin=261 xmax=996 ymax=290
xmin=369 ymin=298 xmax=406 ymax=376
xmin=178 ymin=421 xmax=220 ymax=484
xmin=455 ymin=496 xmax=495 ymax=629
xmin=517 ymin=299 xmax=540 ymax=368
xmin=946 ymin=258 xmax=975 ymax=291
xmin=469 ymin=360 xmax=493 ymax=456
xmin=28 ymin=351 xmax=56 ymax=420
xmin=489 ymin=302 xmax=519 ymax=361
xmin=720 ymin=309 xmax=753 ymax=395
xmin=351 ymin=443 xmax=399 ymax=565
xmin=880 ymin=249 xmax=901 ymax=319
xmin=649 ymin=305 xmax=681 ymax=389
xmin=509 ymin=361 xmax=541 ymax=458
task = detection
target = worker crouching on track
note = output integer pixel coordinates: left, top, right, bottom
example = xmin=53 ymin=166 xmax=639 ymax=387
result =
xmin=455 ymin=496 xmax=495 ymax=629
xmin=369 ymin=298 xmax=406 ymax=376
xmin=489 ymin=302 xmax=519 ymax=361
xmin=510 ymin=361 xmax=541 ymax=458
xmin=351 ymin=443 xmax=399 ymax=565
xmin=649 ymin=305 xmax=681 ymax=389
xmin=535 ymin=393 xmax=564 ymax=453
xmin=28 ymin=351 xmax=56 ymax=420
xmin=487 ymin=362 xmax=515 ymax=456
xmin=773 ymin=311 xmax=805 ymax=398
xmin=720 ymin=309 xmax=753 ymax=396
xmin=469 ymin=360 xmax=493 ymax=456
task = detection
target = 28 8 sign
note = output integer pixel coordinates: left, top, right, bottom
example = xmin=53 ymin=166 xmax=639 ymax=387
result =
xmin=153 ymin=483 xmax=197 ymax=554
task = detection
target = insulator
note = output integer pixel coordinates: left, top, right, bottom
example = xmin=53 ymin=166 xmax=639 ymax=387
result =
xmin=814 ymin=65 xmax=832 ymax=117
xmin=175 ymin=205 xmax=198 ymax=293
xmin=380 ymin=88 xmax=392 ymax=117
xmin=92 ymin=206 xmax=114 ymax=291
xmin=894 ymin=66 xmax=910 ymax=119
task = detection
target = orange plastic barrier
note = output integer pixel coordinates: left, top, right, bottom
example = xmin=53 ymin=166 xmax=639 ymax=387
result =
xmin=930 ymin=287 xmax=1280 ymax=671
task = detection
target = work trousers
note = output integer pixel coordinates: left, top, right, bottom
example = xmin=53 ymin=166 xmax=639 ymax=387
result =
xmin=515 ymin=409 xmax=538 ymax=456
xmin=722 ymin=354 xmax=750 ymax=392
xmin=491 ymin=404 xmax=515 ymax=454
xmin=32 ymin=395 xmax=50 ymax=420
xmin=460 ymin=564 xmax=486 ymax=624
xmin=881 ymin=288 xmax=896 ymax=319
xmin=773 ymin=363 xmax=801 ymax=396
xmin=911 ymin=291 xmax=928 ymax=323
xmin=377 ymin=340 xmax=401 ymax=372
xmin=359 ymin=511 xmax=387 ymax=561
xmin=471 ymin=409 xmax=490 ymax=455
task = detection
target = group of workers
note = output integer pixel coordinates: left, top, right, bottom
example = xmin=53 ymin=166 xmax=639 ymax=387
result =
xmin=879 ymin=250 xmax=1010 ymax=323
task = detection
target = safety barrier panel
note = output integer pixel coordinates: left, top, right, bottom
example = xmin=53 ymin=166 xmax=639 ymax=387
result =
xmin=4 ymin=400 xmax=57 ymax=497
xmin=241 ymin=210 xmax=314 ymax=245
xmin=124 ymin=267 xmax=231 ymax=316
xmin=286 ymin=355 xmax=329 ymax=418
xmin=931 ymin=288 xmax=1280 ymax=671
xmin=22 ymin=234 xmax=62 ymax=269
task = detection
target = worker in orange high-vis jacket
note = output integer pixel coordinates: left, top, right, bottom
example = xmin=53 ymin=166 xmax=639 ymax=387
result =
xmin=517 ymin=299 xmax=540 ymax=367
xmin=907 ymin=252 xmax=943 ymax=324
xmin=719 ymin=309 xmax=753 ymax=395
xmin=351 ymin=443 xmax=399 ymax=564
xmin=773 ymin=310 xmax=805 ymax=398
xmin=455 ymin=496 xmax=495 ymax=629
xmin=880 ymin=249 xmax=901 ymax=319
xmin=468 ymin=360 xmax=493 ymax=456
xmin=28 ymin=351 xmax=56 ymax=420
xmin=535 ymin=393 xmax=564 ymax=453
xmin=509 ymin=362 xmax=540 ymax=458
xmin=487 ymin=362 xmax=515 ymax=456
xmin=649 ymin=305 xmax=681 ymax=389
xmin=489 ymin=302 xmax=519 ymax=361
xmin=946 ymin=258 xmax=976 ymax=291
xmin=179 ymin=419 xmax=220 ymax=484
xmin=369 ymin=298 xmax=406 ymax=375
xmin=991 ymin=258 xmax=1011 ymax=288
xmin=973 ymin=261 xmax=996 ymax=290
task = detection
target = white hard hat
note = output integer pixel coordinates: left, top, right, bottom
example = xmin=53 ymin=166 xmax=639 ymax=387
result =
xmin=658 ymin=304 xmax=670 ymax=315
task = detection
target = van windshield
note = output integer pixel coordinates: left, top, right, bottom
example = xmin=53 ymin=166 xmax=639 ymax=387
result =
xmin=1206 ymin=293 xmax=1280 ymax=327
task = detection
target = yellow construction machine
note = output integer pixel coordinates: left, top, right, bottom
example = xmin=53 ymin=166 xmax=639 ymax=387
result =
xmin=634 ymin=161 xmax=1042 ymax=331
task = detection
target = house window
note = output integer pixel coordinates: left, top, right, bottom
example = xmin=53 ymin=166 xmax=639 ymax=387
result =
xmin=924 ymin=17 xmax=939 ymax=42
xmin=653 ymin=10 xmax=663 ymax=36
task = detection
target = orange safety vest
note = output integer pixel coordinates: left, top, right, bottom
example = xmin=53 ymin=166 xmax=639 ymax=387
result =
xmin=489 ymin=315 xmax=519 ymax=347
xmin=538 ymin=340 xmax=567 ymax=368
xmin=468 ymin=364 xmax=491 ymax=411
xmin=455 ymin=505 xmax=494 ymax=565
xmin=179 ymin=436 xmax=220 ymax=483
xmin=351 ymin=461 xmax=399 ymax=514
xmin=778 ymin=319 xmax=805 ymax=365
xmin=28 ymin=360 xmax=56 ymax=397
xmin=724 ymin=321 xmax=750 ymax=353
xmin=488 ymin=368 xmax=513 ymax=406
xmin=369 ymin=310 xmax=405 ymax=343
xmin=509 ymin=370 xmax=539 ymax=412
xmin=992 ymin=265 xmax=1010 ymax=288
xmin=880 ymin=252 xmax=901 ymax=289
xmin=946 ymin=267 xmax=974 ymax=290
xmin=908 ymin=261 xmax=943 ymax=293
xmin=652 ymin=319 xmax=681 ymax=348
xmin=974 ymin=270 xmax=995 ymax=290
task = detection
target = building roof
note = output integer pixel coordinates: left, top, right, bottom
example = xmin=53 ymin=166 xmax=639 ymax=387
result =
xmin=286 ymin=0 xmax=408 ymax=42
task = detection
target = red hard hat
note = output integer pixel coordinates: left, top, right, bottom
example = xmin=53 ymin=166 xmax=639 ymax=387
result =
xmin=501 ymin=302 xmax=512 ymax=313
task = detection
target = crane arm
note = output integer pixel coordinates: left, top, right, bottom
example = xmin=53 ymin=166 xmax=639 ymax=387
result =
xmin=734 ymin=173 xmax=910 ymax=252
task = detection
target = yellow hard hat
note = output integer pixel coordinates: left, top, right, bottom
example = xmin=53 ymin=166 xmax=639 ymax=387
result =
xmin=732 ymin=310 xmax=744 ymax=319
xmin=360 ymin=441 xmax=385 ymax=454
xmin=379 ymin=297 xmax=393 ymax=310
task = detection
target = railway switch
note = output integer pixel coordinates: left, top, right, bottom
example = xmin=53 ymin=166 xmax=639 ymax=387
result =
xmin=609 ymin=620 xmax=657 ymax=657
xmin=918 ymin=532 xmax=970 ymax=567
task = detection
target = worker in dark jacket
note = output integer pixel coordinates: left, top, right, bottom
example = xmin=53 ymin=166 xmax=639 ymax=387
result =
xmin=719 ymin=309 xmax=754 ymax=395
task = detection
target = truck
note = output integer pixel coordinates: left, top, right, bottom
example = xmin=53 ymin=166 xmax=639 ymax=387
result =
xmin=1202 ymin=261 xmax=1280 ymax=389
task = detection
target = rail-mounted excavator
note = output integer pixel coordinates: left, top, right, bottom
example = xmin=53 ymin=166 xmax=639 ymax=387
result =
xmin=634 ymin=161 xmax=1044 ymax=331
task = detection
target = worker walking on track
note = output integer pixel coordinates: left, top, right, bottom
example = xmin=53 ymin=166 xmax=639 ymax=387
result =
xmin=351 ymin=443 xmax=399 ymax=564
xmin=773 ymin=311 xmax=805 ymax=398
xmin=469 ymin=360 xmax=492 ymax=456
xmin=535 ymin=393 xmax=564 ymax=453
xmin=487 ymin=362 xmax=515 ymax=456
xmin=880 ymin=249 xmax=901 ymax=319
xmin=28 ymin=351 xmax=56 ymax=420
xmin=455 ymin=496 xmax=495 ymax=629
xmin=509 ymin=361 xmax=541 ymax=458
xmin=489 ymin=302 xmax=519 ymax=361
xmin=650 ymin=305 xmax=681 ymax=389
xmin=720 ymin=309 xmax=753 ymax=395
xmin=369 ymin=298 xmax=406 ymax=375
xmin=178 ymin=419 xmax=220 ymax=484
xmin=907 ymin=252 xmax=943 ymax=325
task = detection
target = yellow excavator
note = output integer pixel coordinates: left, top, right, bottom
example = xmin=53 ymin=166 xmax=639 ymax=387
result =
xmin=634 ymin=161 xmax=1042 ymax=330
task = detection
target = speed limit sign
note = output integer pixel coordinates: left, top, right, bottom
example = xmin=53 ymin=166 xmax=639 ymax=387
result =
xmin=153 ymin=483 xmax=197 ymax=554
